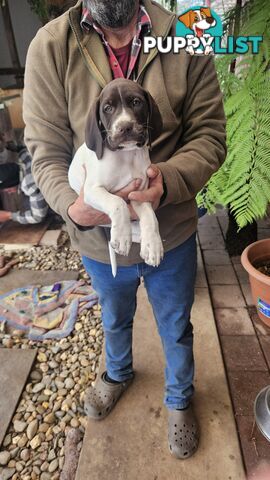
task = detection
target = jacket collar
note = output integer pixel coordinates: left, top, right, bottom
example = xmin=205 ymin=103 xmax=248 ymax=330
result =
xmin=68 ymin=0 xmax=176 ymax=88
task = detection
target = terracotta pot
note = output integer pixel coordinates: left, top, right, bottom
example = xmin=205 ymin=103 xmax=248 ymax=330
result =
xmin=241 ymin=239 xmax=270 ymax=327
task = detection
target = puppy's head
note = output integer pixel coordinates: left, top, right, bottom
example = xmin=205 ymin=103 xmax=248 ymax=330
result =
xmin=85 ymin=79 xmax=163 ymax=159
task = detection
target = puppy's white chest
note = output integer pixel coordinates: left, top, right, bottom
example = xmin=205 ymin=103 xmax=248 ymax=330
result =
xmin=69 ymin=144 xmax=150 ymax=194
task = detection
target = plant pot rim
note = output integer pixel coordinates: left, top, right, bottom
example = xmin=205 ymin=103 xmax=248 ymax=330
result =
xmin=241 ymin=238 xmax=270 ymax=286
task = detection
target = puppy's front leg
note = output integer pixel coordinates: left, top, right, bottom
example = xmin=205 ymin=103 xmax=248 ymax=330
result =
xmin=130 ymin=201 xmax=164 ymax=267
xmin=84 ymin=185 xmax=132 ymax=256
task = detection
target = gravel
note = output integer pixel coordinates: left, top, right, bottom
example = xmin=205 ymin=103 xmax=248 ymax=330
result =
xmin=0 ymin=237 xmax=103 ymax=479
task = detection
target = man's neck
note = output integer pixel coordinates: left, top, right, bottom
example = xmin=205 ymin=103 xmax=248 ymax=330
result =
xmin=100 ymin=8 xmax=138 ymax=49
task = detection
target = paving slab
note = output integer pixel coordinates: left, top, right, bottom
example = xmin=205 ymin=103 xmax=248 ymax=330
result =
xmin=220 ymin=335 xmax=268 ymax=372
xmin=211 ymin=285 xmax=246 ymax=308
xmin=214 ymin=308 xmax=255 ymax=336
xmin=0 ymin=349 xmax=36 ymax=446
xmin=0 ymin=220 xmax=50 ymax=250
xmin=228 ymin=371 xmax=270 ymax=416
xmin=76 ymin=285 xmax=245 ymax=480
xmin=0 ymin=270 xmax=79 ymax=295
xmin=206 ymin=264 xmax=238 ymax=285
xmin=235 ymin=415 xmax=270 ymax=476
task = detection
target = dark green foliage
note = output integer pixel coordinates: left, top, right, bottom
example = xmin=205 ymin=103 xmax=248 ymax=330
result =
xmin=27 ymin=0 xmax=49 ymax=23
xmin=197 ymin=0 xmax=270 ymax=229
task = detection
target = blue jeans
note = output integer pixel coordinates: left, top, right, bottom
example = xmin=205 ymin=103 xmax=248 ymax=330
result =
xmin=82 ymin=232 xmax=197 ymax=410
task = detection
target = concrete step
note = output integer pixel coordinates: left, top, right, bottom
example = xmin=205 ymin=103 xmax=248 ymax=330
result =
xmin=76 ymin=283 xmax=245 ymax=480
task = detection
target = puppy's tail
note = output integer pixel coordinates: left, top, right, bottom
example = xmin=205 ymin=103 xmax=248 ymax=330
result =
xmin=108 ymin=242 xmax=117 ymax=277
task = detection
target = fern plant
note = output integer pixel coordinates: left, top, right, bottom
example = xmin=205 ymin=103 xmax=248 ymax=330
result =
xmin=197 ymin=0 xmax=270 ymax=229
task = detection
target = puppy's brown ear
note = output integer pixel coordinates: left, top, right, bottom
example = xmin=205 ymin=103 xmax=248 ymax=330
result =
xmin=85 ymin=98 xmax=104 ymax=160
xmin=144 ymin=91 xmax=163 ymax=150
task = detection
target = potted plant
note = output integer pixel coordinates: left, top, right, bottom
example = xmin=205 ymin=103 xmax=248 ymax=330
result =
xmin=241 ymin=240 xmax=270 ymax=327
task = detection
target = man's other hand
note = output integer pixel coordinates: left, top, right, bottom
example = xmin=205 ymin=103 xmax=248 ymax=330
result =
xmin=128 ymin=165 xmax=164 ymax=210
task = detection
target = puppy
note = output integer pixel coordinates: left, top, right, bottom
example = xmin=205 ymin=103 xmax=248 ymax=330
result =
xmin=68 ymin=78 xmax=164 ymax=276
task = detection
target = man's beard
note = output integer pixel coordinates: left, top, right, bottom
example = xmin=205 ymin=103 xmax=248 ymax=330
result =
xmin=84 ymin=0 xmax=138 ymax=28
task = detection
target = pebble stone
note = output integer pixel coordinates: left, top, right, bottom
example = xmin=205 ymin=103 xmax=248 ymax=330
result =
xmin=27 ymin=419 xmax=38 ymax=440
xmin=13 ymin=421 xmax=27 ymax=433
xmin=48 ymin=459 xmax=58 ymax=473
xmin=0 ymin=468 xmax=16 ymax=480
xmin=0 ymin=451 xmax=11 ymax=466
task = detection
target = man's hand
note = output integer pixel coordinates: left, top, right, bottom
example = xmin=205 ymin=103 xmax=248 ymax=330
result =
xmin=128 ymin=165 xmax=164 ymax=210
xmin=0 ymin=211 xmax=12 ymax=223
xmin=68 ymin=165 xmax=142 ymax=227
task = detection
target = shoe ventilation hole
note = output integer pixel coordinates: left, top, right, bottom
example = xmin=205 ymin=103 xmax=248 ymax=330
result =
xmin=174 ymin=432 xmax=177 ymax=435
xmin=169 ymin=445 xmax=172 ymax=451
xmin=183 ymin=424 xmax=186 ymax=427
xmin=98 ymin=412 xmax=102 ymax=416
xmin=180 ymin=429 xmax=182 ymax=432
xmin=184 ymin=452 xmax=188 ymax=456
xmin=174 ymin=424 xmax=177 ymax=427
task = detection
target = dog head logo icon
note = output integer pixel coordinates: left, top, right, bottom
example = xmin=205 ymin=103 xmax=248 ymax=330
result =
xmin=177 ymin=6 xmax=223 ymax=55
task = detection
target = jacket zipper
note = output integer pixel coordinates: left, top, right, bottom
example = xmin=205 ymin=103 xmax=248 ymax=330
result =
xmin=69 ymin=11 xmax=107 ymax=88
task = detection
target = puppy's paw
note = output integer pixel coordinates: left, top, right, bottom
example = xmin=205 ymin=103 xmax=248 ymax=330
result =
xmin=110 ymin=226 xmax=132 ymax=257
xmin=140 ymin=234 xmax=164 ymax=267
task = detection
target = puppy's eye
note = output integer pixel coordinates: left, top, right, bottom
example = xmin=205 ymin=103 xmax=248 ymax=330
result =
xmin=104 ymin=104 xmax=113 ymax=113
xmin=132 ymin=98 xmax=141 ymax=107
xmin=201 ymin=14 xmax=206 ymax=19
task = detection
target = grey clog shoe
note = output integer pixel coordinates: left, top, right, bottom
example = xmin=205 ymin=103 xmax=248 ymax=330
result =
xmin=168 ymin=405 xmax=199 ymax=459
xmin=84 ymin=371 xmax=134 ymax=420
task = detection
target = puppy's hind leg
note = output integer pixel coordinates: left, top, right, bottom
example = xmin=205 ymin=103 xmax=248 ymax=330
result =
xmin=130 ymin=201 xmax=164 ymax=267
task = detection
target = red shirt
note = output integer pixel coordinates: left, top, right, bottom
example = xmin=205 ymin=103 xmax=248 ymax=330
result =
xmin=111 ymin=40 xmax=133 ymax=78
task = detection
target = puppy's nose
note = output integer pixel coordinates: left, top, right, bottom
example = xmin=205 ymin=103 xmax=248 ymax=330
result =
xmin=206 ymin=17 xmax=214 ymax=24
xmin=116 ymin=122 xmax=133 ymax=135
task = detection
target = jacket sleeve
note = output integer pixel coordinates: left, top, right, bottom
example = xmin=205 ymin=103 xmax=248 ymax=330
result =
xmin=23 ymin=27 xmax=78 ymax=224
xmin=156 ymin=56 xmax=227 ymax=207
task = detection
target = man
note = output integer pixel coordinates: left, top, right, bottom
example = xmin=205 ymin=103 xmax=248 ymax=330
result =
xmin=23 ymin=0 xmax=226 ymax=459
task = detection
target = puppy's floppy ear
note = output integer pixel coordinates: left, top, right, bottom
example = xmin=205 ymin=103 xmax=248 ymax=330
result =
xmin=85 ymin=98 xmax=104 ymax=160
xmin=144 ymin=91 xmax=163 ymax=150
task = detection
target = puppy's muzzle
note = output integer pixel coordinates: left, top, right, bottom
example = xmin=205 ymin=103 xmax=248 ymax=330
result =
xmin=109 ymin=122 xmax=147 ymax=149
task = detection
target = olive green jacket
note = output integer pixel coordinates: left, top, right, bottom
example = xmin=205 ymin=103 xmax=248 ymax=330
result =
xmin=23 ymin=0 xmax=226 ymax=264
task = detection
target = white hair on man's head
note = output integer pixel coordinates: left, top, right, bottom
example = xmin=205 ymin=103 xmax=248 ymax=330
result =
xmin=83 ymin=0 xmax=139 ymax=28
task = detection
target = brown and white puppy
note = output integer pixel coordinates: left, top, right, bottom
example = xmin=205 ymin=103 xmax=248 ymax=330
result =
xmin=68 ymin=78 xmax=164 ymax=276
